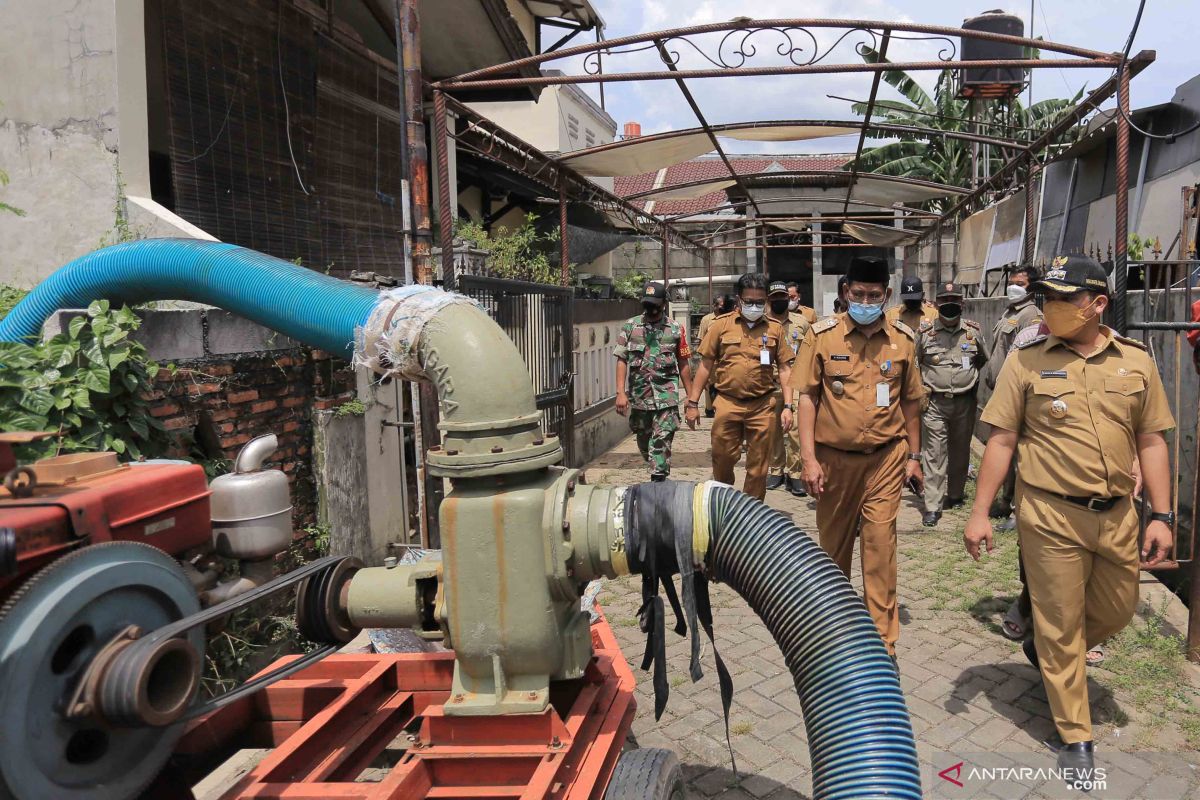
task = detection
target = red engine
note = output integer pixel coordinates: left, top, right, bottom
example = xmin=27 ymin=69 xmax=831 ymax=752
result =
xmin=0 ymin=432 xmax=212 ymax=604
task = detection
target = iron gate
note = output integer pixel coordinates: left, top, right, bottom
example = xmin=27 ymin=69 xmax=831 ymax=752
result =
xmin=456 ymin=275 xmax=575 ymax=466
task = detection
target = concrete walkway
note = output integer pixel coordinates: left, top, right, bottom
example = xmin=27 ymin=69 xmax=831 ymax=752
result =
xmin=587 ymin=417 xmax=1200 ymax=799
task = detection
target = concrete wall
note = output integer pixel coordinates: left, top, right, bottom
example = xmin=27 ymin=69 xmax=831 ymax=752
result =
xmin=0 ymin=0 xmax=208 ymax=287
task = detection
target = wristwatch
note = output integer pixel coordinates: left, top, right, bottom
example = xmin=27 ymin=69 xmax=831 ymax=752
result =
xmin=1149 ymin=511 xmax=1176 ymax=526
xmin=685 ymin=399 xmax=700 ymax=408
xmin=783 ymin=403 xmax=794 ymax=411
xmin=907 ymin=453 xmax=921 ymax=462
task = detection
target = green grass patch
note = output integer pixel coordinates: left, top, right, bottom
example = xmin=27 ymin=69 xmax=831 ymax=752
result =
xmin=730 ymin=721 xmax=754 ymax=736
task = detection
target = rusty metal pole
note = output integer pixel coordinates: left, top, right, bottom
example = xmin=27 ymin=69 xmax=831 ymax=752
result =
xmin=662 ymin=234 xmax=670 ymax=286
xmin=1191 ymin=449 xmax=1200 ymax=662
xmin=432 ymin=90 xmax=454 ymax=288
xmin=934 ymin=220 xmax=943 ymax=287
xmin=1113 ymin=66 xmax=1131 ymax=334
xmin=706 ymin=247 xmax=714 ymax=306
xmin=397 ymin=0 xmax=440 ymax=546
xmin=559 ymin=182 xmax=569 ymax=286
xmin=1023 ymin=154 xmax=1039 ymax=264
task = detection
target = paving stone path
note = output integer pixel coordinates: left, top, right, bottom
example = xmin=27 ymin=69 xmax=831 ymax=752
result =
xmin=587 ymin=417 xmax=1200 ymax=799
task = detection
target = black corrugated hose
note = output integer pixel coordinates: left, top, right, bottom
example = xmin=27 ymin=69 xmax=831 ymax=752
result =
xmin=623 ymin=481 xmax=922 ymax=799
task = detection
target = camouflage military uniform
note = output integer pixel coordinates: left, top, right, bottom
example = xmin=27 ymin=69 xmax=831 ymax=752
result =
xmin=614 ymin=315 xmax=691 ymax=478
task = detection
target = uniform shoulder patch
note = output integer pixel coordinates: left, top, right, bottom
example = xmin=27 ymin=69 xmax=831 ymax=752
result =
xmin=812 ymin=316 xmax=839 ymax=335
xmin=1113 ymin=332 xmax=1148 ymax=351
xmin=891 ymin=319 xmax=916 ymax=340
xmin=1015 ymin=333 xmax=1048 ymax=350
xmin=964 ymin=319 xmax=981 ymax=329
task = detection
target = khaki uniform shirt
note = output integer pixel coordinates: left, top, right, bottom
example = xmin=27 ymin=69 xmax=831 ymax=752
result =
xmin=770 ymin=311 xmax=813 ymax=366
xmin=985 ymin=296 xmax=1043 ymax=389
xmin=886 ymin=303 xmax=938 ymax=333
xmin=981 ymin=326 xmax=1175 ymax=498
xmin=916 ymin=318 xmax=988 ymax=395
xmin=698 ymin=312 xmax=717 ymax=346
xmin=699 ymin=312 xmax=794 ymax=400
xmin=797 ymin=305 xmax=818 ymax=325
xmin=791 ymin=314 xmax=924 ymax=451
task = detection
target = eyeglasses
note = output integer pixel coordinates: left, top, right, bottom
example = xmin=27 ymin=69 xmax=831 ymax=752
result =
xmin=846 ymin=291 xmax=886 ymax=304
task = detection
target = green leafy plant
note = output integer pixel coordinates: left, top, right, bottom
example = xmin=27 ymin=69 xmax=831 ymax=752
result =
xmin=333 ymin=398 xmax=366 ymax=418
xmin=0 ymin=102 xmax=26 ymax=218
xmin=1128 ymin=233 xmax=1154 ymax=262
xmin=0 ymin=300 xmax=169 ymax=460
xmin=614 ymin=269 xmax=652 ymax=300
xmin=0 ymin=284 xmax=28 ymax=320
xmin=454 ymin=213 xmax=570 ymax=285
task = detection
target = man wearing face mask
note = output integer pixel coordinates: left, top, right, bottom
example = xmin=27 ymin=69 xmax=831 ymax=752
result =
xmin=886 ymin=275 xmax=938 ymax=332
xmin=686 ymin=273 xmax=794 ymax=500
xmin=915 ymin=283 xmax=987 ymax=527
xmin=985 ymin=266 xmax=1043 ymax=522
xmin=786 ymin=281 xmax=818 ymax=324
xmin=792 ymin=256 xmax=924 ymax=665
xmin=766 ymin=281 xmax=812 ymax=494
xmin=965 ymin=254 xmax=1174 ymax=784
xmin=697 ymin=295 xmax=727 ymax=418
xmin=614 ymin=282 xmax=694 ymax=481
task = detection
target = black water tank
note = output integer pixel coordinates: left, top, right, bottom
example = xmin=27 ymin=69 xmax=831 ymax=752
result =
xmin=959 ymin=10 xmax=1026 ymax=99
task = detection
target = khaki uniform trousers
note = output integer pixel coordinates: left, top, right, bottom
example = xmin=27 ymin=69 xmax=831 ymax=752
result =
xmin=712 ymin=393 xmax=777 ymax=501
xmin=1018 ymin=483 xmax=1139 ymax=744
xmin=769 ymin=390 xmax=804 ymax=478
xmin=814 ymin=438 xmax=906 ymax=654
xmin=920 ymin=392 xmax=976 ymax=513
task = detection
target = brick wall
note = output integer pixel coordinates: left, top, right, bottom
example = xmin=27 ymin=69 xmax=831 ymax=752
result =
xmin=146 ymin=348 xmax=356 ymax=532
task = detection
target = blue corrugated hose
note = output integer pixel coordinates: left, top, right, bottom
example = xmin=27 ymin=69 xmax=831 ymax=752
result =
xmin=0 ymin=240 xmax=380 ymax=355
xmin=707 ymin=485 xmax=922 ymax=799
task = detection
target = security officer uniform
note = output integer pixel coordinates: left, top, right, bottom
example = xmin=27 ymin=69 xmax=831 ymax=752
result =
xmin=981 ymin=259 xmax=1174 ymax=747
xmin=916 ymin=283 xmax=987 ymax=526
xmin=767 ymin=282 xmax=812 ymax=492
xmin=886 ymin=275 xmax=938 ymax=332
xmin=985 ymin=285 xmax=1044 ymax=517
xmin=614 ymin=284 xmax=691 ymax=480
xmin=698 ymin=310 xmax=794 ymax=500
xmin=792 ymin=310 xmax=923 ymax=654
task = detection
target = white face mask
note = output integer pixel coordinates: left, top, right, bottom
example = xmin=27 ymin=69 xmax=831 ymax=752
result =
xmin=787 ymin=299 xmax=799 ymax=311
xmin=741 ymin=303 xmax=765 ymax=322
xmin=1007 ymin=283 xmax=1028 ymax=302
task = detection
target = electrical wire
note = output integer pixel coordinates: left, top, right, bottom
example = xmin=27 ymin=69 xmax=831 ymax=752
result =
xmin=1117 ymin=0 xmax=1200 ymax=141
xmin=277 ymin=0 xmax=311 ymax=195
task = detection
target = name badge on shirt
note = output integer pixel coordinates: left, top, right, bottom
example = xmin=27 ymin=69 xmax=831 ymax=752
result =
xmin=876 ymin=382 xmax=890 ymax=407
xmin=830 ymin=354 xmax=851 ymax=362
xmin=1039 ymin=370 xmax=1068 ymax=378
xmin=760 ymin=336 xmax=771 ymax=365
xmin=961 ymin=355 xmax=971 ymax=370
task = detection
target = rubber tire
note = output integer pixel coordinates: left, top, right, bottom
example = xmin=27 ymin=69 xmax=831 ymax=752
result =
xmin=604 ymin=748 xmax=685 ymax=800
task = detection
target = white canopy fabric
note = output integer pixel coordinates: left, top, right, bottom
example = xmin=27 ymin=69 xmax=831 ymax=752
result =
xmin=767 ymin=219 xmax=812 ymax=232
xmin=850 ymin=175 xmax=965 ymax=205
xmin=562 ymin=125 xmax=861 ymax=177
xmin=843 ymin=221 xmax=921 ymax=247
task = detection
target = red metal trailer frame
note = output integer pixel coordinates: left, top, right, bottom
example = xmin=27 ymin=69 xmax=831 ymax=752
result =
xmin=171 ymin=612 xmax=635 ymax=799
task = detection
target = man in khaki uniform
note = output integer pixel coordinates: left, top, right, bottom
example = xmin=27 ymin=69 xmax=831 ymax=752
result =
xmin=965 ymin=254 xmax=1174 ymax=783
xmin=793 ymin=256 xmax=924 ymax=661
xmin=686 ymin=273 xmax=794 ymax=500
xmin=985 ymin=265 xmax=1044 ymax=521
xmin=767 ymin=281 xmax=812 ymax=493
xmin=886 ymin=275 xmax=938 ymax=332
xmin=786 ymin=281 xmax=818 ymax=324
xmin=916 ymin=282 xmax=987 ymax=526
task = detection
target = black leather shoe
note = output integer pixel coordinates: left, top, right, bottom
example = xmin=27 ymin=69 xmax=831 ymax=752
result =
xmin=787 ymin=477 xmax=808 ymax=497
xmin=704 ymin=409 xmax=715 ymax=418
xmin=1057 ymin=741 xmax=1095 ymax=791
xmin=765 ymin=474 xmax=785 ymax=490
xmin=988 ymin=498 xmax=1012 ymax=519
xmin=943 ymin=496 xmax=965 ymax=509
xmin=921 ymin=511 xmax=941 ymax=527
xmin=1022 ymin=637 xmax=1040 ymax=670
xmin=649 ymin=473 xmax=667 ymax=483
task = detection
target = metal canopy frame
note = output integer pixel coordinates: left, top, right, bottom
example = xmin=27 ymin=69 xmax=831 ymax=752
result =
xmin=423 ymin=16 xmax=1154 ymax=320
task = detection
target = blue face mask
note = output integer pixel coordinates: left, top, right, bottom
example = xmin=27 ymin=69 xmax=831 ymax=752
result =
xmin=848 ymin=301 xmax=884 ymax=325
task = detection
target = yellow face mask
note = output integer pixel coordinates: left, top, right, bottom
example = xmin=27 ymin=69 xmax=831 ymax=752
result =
xmin=1043 ymin=298 xmax=1099 ymax=339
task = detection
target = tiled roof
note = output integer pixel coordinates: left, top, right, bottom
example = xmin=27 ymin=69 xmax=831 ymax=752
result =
xmin=614 ymin=153 xmax=852 ymax=216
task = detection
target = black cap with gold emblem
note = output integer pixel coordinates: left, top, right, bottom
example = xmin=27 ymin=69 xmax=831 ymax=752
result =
xmin=642 ymin=281 xmax=667 ymax=306
xmin=1035 ymin=254 xmax=1109 ymax=296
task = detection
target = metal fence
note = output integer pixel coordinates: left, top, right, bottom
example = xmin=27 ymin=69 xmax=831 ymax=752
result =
xmin=456 ymin=275 xmax=576 ymax=465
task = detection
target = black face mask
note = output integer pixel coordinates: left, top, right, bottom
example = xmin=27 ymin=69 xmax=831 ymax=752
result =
xmin=939 ymin=303 xmax=962 ymax=319
xmin=904 ymin=299 xmax=922 ymax=312
xmin=769 ymin=298 xmax=789 ymax=315
xmin=643 ymin=304 xmax=663 ymax=319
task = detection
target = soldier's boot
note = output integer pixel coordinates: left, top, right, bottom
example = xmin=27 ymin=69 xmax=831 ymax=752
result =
xmin=765 ymin=473 xmax=785 ymax=491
